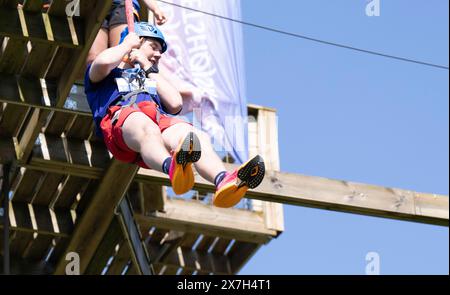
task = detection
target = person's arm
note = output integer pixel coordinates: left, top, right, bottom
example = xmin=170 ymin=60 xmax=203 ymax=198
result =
xmin=141 ymin=0 xmax=167 ymax=25
xmin=89 ymin=33 xmax=141 ymax=83
xmin=149 ymin=73 xmax=183 ymax=114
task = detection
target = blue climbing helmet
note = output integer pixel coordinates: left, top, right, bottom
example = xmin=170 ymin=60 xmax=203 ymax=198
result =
xmin=119 ymin=22 xmax=167 ymax=53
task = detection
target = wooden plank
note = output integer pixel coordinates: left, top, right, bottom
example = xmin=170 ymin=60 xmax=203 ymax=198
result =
xmin=22 ymin=234 xmax=54 ymax=261
xmin=53 ymin=175 xmax=88 ymax=209
xmin=45 ymin=47 xmax=73 ymax=80
xmin=0 ymin=74 xmax=58 ymax=107
xmin=256 ymin=108 xmax=284 ymax=232
xmin=0 ymin=38 xmax=27 ymax=75
xmin=195 ymin=235 xmax=215 ymax=252
xmin=20 ymin=129 xmax=449 ymax=226
xmin=9 ymin=231 xmax=34 ymax=257
xmin=23 ymin=0 xmax=43 ymax=12
xmin=21 ymin=43 xmax=57 ymax=77
xmin=0 ymin=104 xmax=29 ymax=137
xmin=136 ymin=198 xmax=276 ymax=244
xmin=85 ymin=217 xmax=124 ymax=275
xmin=211 ymin=238 xmax=231 ymax=255
xmin=106 ymin=241 xmax=132 ymax=275
xmin=11 ymin=169 xmax=44 ymax=203
xmin=148 ymin=242 xmax=232 ymax=275
xmin=44 ymin=111 xmax=76 ymax=136
xmin=32 ymin=133 xmax=110 ymax=170
xmin=0 ymin=0 xmax=19 ymax=9
xmin=53 ymin=159 xmax=138 ymax=274
xmin=0 ymin=7 xmax=82 ymax=48
xmin=227 ymin=241 xmax=260 ymax=274
xmin=74 ymin=179 xmax=98 ymax=215
xmin=0 ymin=201 xmax=74 ymax=237
xmin=117 ymin=197 xmax=152 ymax=275
xmin=16 ymin=108 xmax=50 ymax=162
xmin=55 ymin=0 xmax=113 ymax=108
xmin=65 ymin=115 xmax=94 ymax=140
xmin=141 ymin=182 xmax=166 ymax=214
xmin=46 ymin=237 xmax=68 ymax=265
xmin=31 ymin=172 xmax=65 ymax=205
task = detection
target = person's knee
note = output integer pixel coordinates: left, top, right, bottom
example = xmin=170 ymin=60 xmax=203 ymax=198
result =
xmin=142 ymin=123 xmax=161 ymax=139
xmin=194 ymin=129 xmax=211 ymax=144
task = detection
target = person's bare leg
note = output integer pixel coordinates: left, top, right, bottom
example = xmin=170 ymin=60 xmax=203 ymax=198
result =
xmin=121 ymin=112 xmax=170 ymax=172
xmin=161 ymin=123 xmax=226 ymax=183
xmin=86 ymin=28 xmax=108 ymax=66
xmin=109 ymin=24 xmax=128 ymax=47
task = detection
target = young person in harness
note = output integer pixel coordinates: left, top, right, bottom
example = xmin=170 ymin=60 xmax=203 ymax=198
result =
xmin=85 ymin=22 xmax=265 ymax=208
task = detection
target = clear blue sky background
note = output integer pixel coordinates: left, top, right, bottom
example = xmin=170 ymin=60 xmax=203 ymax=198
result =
xmin=238 ymin=0 xmax=449 ymax=275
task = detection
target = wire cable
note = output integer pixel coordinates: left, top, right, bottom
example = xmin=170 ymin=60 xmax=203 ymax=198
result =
xmin=157 ymin=0 xmax=449 ymax=70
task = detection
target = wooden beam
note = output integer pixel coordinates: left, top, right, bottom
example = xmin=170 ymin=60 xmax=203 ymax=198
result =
xmin=16 ymin=131 xmax=450 ymax=227
xmin=147 ymin=242 xmax=232 ymax=275
xmin=0 ymin=201 xmax=75 ymax=238
xmin=135 ymin=198 xmax=276 ymax=244
xmin=85 ymin=217 xmax=124 ymax=275
xmin=116 ymin=197 xmax=152 ymax=275
xmin=228 ymin=241 xmax=261 ymax=274
xmin=55 ymin=0 xmax=112 ymax=107
xmin=0 ymin=6 xmax=83 ymax=48
xmin=53 ymin=159 xmax=138 ymax=275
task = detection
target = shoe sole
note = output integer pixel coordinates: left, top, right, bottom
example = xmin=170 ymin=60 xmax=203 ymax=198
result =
xmin=213 ymin=155 xmax=265 ymax=208
xmin=171 ymin=132 xmax=201 ymax=195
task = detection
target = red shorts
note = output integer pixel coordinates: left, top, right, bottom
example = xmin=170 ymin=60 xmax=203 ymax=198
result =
xmin=100 ymin=101 xmax=189 ymax=169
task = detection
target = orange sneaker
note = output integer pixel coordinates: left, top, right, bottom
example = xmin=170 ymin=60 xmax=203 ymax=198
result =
xmin=213 ymin=155 xmax=265 ymax=208
xmin=169 ymin=132 xmax=201 ymax=195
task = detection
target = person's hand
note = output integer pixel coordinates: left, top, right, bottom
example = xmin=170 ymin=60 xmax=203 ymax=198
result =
xmin=153 ymin=9 xmax=167 ymax=25
xmin=122 ymin=32 xmax=141 ymax=51
xmin=129 ymin=48 xmax=152 ymax=69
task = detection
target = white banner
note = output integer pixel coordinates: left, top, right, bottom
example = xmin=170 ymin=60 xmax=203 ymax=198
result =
xmin=158 ymin=0 xmax=248 ymax=163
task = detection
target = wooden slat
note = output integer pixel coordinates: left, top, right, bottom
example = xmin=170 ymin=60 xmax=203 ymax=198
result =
xmin=16 ymin=109 xmax=50 ymax=162
xmin=31 ymin=172 xmax=65 ymax=205
xmin=11 ymin=169 xmax=44 ymax=203
xmin=45 ymin=48 xmax=73 ymax=80
xmin=65 ymin=115 xmax=94 ymax=140
xmin=211 ymin=238 xmax=231 ymax=255
xmin=85 ymin=218 xmax=124 ymax=275
xmin=141 ymin=182 xmax=166 ymax=214
xmin=24 ymin=132 xmax=449 ymax=226
xmin=54 ymin=159 xmax=138 ymax=274
xmin=0 ymin=104 xmax=29 ymax=138
xmin=106 ymin=242 xmax=132 ymax=275
xmin=0 ymin=7 xmax=82 ymax=48
xmin=0 ymin=39 xmax=27 ymax=75
xmin=9 ymin=231 xmax=34 ymax=257
xmin=32 ymin=133 xmax=110 ymax=170
xmin=227 ymin=241 xmax=260 ymax=274
xmin=148 ymin=242 xmax=232 ymax=275
xmin=0 ymin=74 xmax=58 ymax=107
xmin=55 ymin=0 xmax=113 ymax=108
xmin=136 ymin=198 xmax=275 ymax=244
xmin=44 ymin=111 xmax=76 ymax=136
xmin=0 ymin=201 xmax=74 ymax=237
xmin=23 ymin=0 xmax=43 ymax=12
xmin=21 ymin=43 xmax=57 ymax=77
xmin=0 ymin=0 xmax=20 ymax=9
xmin=117 ymin=197 xmax=152 ymax=275
xmin=22 ymin=234 xmax=54 ymax=260
xmin=53 ymin=175 xmax=89 ymax=209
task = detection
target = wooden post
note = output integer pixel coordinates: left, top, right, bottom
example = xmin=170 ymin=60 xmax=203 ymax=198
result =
xmin=1 ymin=163 xmax=11 ymax=275
xmin=248 ymin=104 xmax=285 ymax=233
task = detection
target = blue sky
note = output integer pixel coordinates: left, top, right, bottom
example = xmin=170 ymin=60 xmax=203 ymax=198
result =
xmin=238 ymin=0 xmax=449 ymax=274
